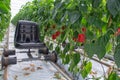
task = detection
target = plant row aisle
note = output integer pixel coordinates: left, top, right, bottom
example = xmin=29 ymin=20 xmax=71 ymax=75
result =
xmin=0 ymin=0 xmax=11 ymax=41
xmin=12 ymin=0 xmax=120 ymax=80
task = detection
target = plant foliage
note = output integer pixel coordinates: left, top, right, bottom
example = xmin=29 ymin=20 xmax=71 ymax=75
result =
xmin=0 ymin=0 xmax=11 ymax=41
xmin=12 ymin=0 xmax=120 ymax=79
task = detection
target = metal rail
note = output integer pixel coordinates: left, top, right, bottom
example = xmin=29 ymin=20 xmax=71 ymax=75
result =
xmin=50 ymin=62 xmax=73 ymax=80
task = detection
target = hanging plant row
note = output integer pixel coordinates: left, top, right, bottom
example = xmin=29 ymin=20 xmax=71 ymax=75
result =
xmin=0 ymin=0 xmax=11 ymax=41
xmin=12 ymin=0 xmax=120 ymax=79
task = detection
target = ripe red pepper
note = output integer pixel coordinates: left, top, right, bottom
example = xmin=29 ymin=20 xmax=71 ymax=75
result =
xmin=117 ymin=28 xmax=120 ymax=33
xmin=115 ymin=28 xmax=120 ymax=36
xmin=81 ymin=27 xmax=86 ymax=33
xmin=55 ymin=31 xmax=61 ymax=36
xmin=52 ymin=34 xmax=57 ymax=40
xmin=77 ymin=34 xmax=85 ymax=43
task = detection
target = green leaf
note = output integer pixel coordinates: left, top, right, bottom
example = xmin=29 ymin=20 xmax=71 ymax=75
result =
xmin=81 ymin=17 xmax=87 ymax=25
xmin=69 ymin=61 xmax=75 ymax=72
xmin=107 ymin=28 xmax=114 ymax=35
xmin=60 ymin=31 xmax=66 ymax=42
xmin=68 ymin=11 xmax=82 ymax=24
xmin=85 ymin=62 xmax=92 ymax=75
xmin=85 ymin=34 xmax=109 ymax=59
xmin=52 ymin=10 xmax=58 ymax=20
xmin=81 ymin=61 xmax=92 ymax=78
xmin=107 ymin=0 xmax=120 ymax=17
xmin=117 ymin=35 xmax=120 ymax=44
xmin=68 ymin=52 xmax=80 ymax=72
xmin=92 ymin=0 xmax=101 ymax=8
xmin=106 ymin=42 xmax=112 ymax=53
xmin=79 ymin=1 xmax=88 ymax=13
xmin=95 ymin=44 xmax=106 ymax=59
xmin=46 ymin=41 xmax=49 ymax=47
xmin=40 ymin=35 xmax=45 ymax=42
xmin=73 ymin=53 xmax=80 ymax=65
xmin=95 ymin=36 xmax=107 ymax=59
xmin=114 ymin=44 xmax=120 ymax=68
xmin=88 ymin=16 xmax=105 ymax=28
xmin=3 ymin=0 xmax=10 ymax=9
xmin=87 ymin=16 xmax=96 ymax=26
xmin=107 ymin=72 xmax=120 ymax=80
xmin=84 ymin=43 xmax=95 ymax=58
xmin=63 ymin=43 xmax=70 ymax=53
xmin=64 ymin=54 xmax=70 ymax=64
xmin=60 ymin=11 xmax=67 ymax=23
xmin=54 ymin=1 xmax=63 ymax=10
xmin=86 ymin=30 xmax=94 ymax=40
xmin=73 ymin=66 xmax=80 ymax=74
xmin=89 ymin=17 xmax=104 ymax=28
xmin=0 ymin=2 xmax=9 ymax=14
xmin=55 ymin=46 xmax=60 ymax=54
xmin=49 ymin=43 xmax=53 ymax=50
xmin=85 ymin=35 xmax=107 ymax=59
xmin=73 ymin=30 xmax=79 ymax=38
xmin=60 ymin=52 xmax=65 ymax=59
xmin=98 ymin=34 xmax=110 ymax=47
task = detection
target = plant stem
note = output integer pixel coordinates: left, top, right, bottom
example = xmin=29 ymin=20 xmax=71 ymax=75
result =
xmin=107 ymin=15 xmax=112 ymax=27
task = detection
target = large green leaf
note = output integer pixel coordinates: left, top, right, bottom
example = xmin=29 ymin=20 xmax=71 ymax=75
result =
xmin=88 ymin=16 xmax=105 ymax=28
xmin=84 ymin=42 xmax=95 ymax=58
xmin=95 ymin=43 xmax=106 ymax=59
xmin=73 ymin=53 xmax=80 ymax=65
xmin=81 ymin=61 xmax=92 ymax=78
xmin=86 ymin=30 xmax=94 ymax=40
xmin=68 ymin=11 xmax=82 ymax=24
xmin=114 ymin=44 xmax=120 ymax=68
xmin=95 ymin=36 xmax=107 ymax=59
xmin=98 ymin=34 xmax=110 ymax=47
xmin=85 ymin=35 xmax=108 ymax=59
xmin=0 ymin=2 xmax=9 ymax=14
xmin=92 ymin=0 xmax=101 ymax=8
xmin=107 ymin=0 xmax=120 ymax=17
xmin=107 ymin=72 xmax=120 ymax=80
xmin=3 ymin=0 xmax=10 ymax=9
xmin=68 ymin=52 xmax=80 ymax=72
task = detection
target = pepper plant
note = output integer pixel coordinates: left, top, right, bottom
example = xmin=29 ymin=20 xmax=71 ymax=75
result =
xmin=12 ymin=0 xmax=120 ymax=79
xmin=0 ymin=0 xmax=11 ymax=41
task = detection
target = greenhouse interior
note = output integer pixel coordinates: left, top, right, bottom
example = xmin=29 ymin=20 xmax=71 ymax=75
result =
xmin=0 ymin=0 xmax=120 ymax=80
